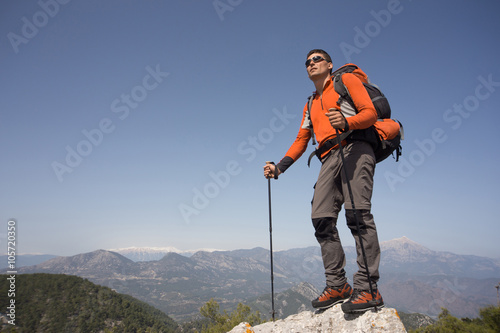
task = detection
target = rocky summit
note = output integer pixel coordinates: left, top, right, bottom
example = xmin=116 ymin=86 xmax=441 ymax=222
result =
xmin=228 ymin=304 xmax=406 ymax=333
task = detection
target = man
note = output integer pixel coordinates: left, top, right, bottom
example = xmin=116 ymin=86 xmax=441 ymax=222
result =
xmin=263 ymin=49 xmax=384 ymax=313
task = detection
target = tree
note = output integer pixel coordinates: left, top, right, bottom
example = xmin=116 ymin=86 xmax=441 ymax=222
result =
xmin=479 ymin=305 xmax=500 ymax=331
xmin=200 ymin=298 xmax=224 ymax=325
xmin=411 ymin=306 xmax=500 ymax=333
xmin=199 ymin=298 xmax=264 ymax=333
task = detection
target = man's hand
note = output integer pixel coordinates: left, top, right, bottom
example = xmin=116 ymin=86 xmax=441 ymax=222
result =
xmin=263 ymin=162 xmax=280 ymax=179
xmin=326 ymin=108 xmax=347 ymax=130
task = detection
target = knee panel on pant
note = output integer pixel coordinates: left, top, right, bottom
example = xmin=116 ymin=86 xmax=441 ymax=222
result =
xmin=345 ymin=209 xmax=372 ymax=232
xmin=312 ymin=217 xmax=337 ymax=241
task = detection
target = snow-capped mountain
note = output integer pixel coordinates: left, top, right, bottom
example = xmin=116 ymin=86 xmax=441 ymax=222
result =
xmin=108 ymin=246 xmax=221 ymax=261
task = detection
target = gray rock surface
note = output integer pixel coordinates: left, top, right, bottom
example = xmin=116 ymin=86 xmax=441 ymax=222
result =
xmin=228 ymin=305 xmax=407 ymax=333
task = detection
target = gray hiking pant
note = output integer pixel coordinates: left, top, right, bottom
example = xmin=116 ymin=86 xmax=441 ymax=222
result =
xmin=311 ymin=140 xmax=381 ymax=291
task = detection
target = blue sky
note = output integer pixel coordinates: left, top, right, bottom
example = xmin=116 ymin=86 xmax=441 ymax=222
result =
xmin=1 ymin=0 xmax=499 ymax=258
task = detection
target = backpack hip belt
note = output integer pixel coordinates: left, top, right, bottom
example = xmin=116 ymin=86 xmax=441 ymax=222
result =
xmin=307 ymin=130 xmax=353 ymax=167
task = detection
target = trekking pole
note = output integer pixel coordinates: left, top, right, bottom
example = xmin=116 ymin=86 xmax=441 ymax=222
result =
xmin=334 ymin=129 xmax=378 ymax=311
xmin=266 ymin=161 xmax=276 ymax=321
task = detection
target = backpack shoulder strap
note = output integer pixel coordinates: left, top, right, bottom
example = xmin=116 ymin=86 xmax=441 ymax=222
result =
xmin=307 ymin=95 xmax=314 ymax=115
xmin=333 ymin=74 xmax=350 ymax=102
xmin=331 ymin=63 xmax=361 ymax=105
xmin=302 ymin=95 xmax=316 ymax=145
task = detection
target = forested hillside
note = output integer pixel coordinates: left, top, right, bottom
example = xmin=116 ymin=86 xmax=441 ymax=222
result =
xmin=0 ymin=273 xmax=180 ymax=333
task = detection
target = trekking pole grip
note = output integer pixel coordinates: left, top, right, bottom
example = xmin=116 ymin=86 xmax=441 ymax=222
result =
xmin=266 ymin=161 xmax=279 ymax=180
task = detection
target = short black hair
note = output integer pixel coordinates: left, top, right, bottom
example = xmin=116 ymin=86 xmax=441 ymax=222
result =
xmin=306 ymin=49 xmax=332 ymax=63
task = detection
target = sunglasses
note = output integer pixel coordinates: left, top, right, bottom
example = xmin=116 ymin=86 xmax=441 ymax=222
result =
xmin=305 ymin=55 xmax=326 ymax=67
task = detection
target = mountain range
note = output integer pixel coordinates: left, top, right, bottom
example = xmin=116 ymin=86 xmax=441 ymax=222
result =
xmin=7 ymin=237 xmax=500 ymax=322
xmin=107 ymin=246 xmax=220 ymax=262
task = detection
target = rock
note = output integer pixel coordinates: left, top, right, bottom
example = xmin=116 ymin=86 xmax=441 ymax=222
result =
xmin=228 ymin=305 xmax=407 ymax=333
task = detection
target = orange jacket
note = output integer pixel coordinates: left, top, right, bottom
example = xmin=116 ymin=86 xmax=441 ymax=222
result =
xmin=277 ymin=70 xmax=377 ymax=173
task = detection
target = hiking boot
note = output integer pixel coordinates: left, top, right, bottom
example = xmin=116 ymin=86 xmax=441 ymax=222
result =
xmin=341 ymin=288 xmax=385 ymax=313
xmin=311 ymin=282 xmax=353 ymax=309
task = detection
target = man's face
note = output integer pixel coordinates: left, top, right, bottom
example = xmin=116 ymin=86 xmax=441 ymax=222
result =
xmin=306 ymin=53 xmax=332 ymax=80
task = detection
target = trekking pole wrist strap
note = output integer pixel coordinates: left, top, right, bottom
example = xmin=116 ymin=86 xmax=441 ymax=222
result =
xmin=268 ymin=161 xmax=279 ymax=179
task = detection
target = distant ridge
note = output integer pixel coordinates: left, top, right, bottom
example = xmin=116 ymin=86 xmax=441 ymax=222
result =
xmin=108 ymin=246 xmax=222 ymax=261
xmin=28 ymin=249 xmax=133 ymax=277
xmin=380 ymin=236 xmax=434 ymax=261
xmin=6 ymin=237 xmax=500 ymax=321
xmin=379 ymin=236 xmax=500 ymax=279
